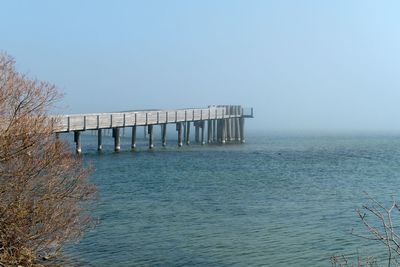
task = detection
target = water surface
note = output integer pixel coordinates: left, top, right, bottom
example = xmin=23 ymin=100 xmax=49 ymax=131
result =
xmin=65 ymin=131 xmax=400 ymax=266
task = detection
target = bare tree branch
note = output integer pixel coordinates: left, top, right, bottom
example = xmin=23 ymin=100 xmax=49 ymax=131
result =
xmin=0 ymin=52 xmax=96 ymax=266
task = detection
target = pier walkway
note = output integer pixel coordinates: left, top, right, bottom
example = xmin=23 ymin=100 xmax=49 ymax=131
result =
xmin=55 ymin=105 xmax=253 ymax=154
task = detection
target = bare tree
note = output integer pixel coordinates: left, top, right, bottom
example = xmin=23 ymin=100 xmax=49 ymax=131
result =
xmin=0 ymin=53 xmax=95 ymax=266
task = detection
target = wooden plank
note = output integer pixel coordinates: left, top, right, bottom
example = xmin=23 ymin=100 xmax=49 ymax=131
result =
xmin=168 ymin=111 xmax=176 ymax=122
xmin=69 ymin=116 xmax=85 ymax=130
xmin=85 ymin=115 xmax=98 ymax=129
xmin=124 ymin=113 xmax=136 ymax=125
xmin=193 ymin=109 xmax=201 ymax=120
xmin=147 ymin=112 xmax=158 ymax=124
xmin=136 ymin=112 xmax=146 ymax=125
xmin=55 ymin=116 xmax=69 ymax=132
xmin=99 ymin=114 xmax=111 ymax=128
xmin=201 ymin=109 xmax=209 ymax=119
xmin=176 ymin=110 xmax=185 ymax=121
xmin=186 ymin=110 xmax=193 ymax=121
xmin=112 ymin=113 xmax=124 ymax=127
xmin=158 ymin=111 xmax=167 ymax=123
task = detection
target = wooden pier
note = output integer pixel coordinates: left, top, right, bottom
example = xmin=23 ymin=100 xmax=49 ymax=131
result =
xmin=55 ymin=105 xmax=253 ymax=154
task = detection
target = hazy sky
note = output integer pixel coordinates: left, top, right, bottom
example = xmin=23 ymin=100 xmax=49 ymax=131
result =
xmin=2 ymin=1 xmax=400 ymax=131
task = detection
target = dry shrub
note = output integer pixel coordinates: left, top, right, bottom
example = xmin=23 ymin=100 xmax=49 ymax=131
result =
xmin=332 ymin=192 xmax=400 ymax=267
xmin=0 ymin=53 xmax=96 ymax=266
xmin=330 ymin=254 xmax=378 ymax=267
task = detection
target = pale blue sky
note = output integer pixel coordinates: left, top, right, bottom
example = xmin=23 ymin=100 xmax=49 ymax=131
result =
xmin=2 ymin=0 xmax=400 ymax=131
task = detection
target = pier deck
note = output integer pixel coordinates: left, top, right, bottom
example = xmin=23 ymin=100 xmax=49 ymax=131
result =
xmin=55 ymin=105 xmax=253 ymax=153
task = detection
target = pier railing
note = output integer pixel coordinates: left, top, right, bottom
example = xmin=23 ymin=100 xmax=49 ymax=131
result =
xmin=242 ymin=107 xmax=254 ymax=118
xmin=55 ymin=106 xmax=248 ymax=133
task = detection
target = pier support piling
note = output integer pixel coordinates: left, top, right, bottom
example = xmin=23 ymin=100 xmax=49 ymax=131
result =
xmin=183 ymin=122 xmax=187 ymax=143
xmin=226 ymin=119 xmax=231 ymax=142
xmin=161 ymin=124 xmax=167 ymax=147
xmin=222 ymin=120 xmax=226 ymax=144
xmin=200 ymin=121 xmax=205 ymax=145
xmin=177 ymin=122 xmax=183 ymax=147
xmin=186 ymin=122 xmax=190 ymax=145
xmin=113 ymin=127 xmax=121 ymax=152
xmin=207 ymin=120 xmax=212 ymax=143
xmin=235 ymin=118 xmax=240 ymax=141
xmin=213 ymin=120 xmax=216 ymax=143
xmin=195 ymin=123 xmax=200 ymax=143
xmin=216 ymin=120 xmax=221 ymax=143
xmin=74 ymin=131 xmax=81 ymax=154
xmin=131 ymin=126 xmax=137 ymax=149
xmin=240 ymin=118 xmax=245 ymax=143
xmin=148 ymin=125 xmax=154 ymax=149
xmin=97 ymin=129 xmax=102 ymax=151
xmin=230 ymin=118 xmax=234 ymax=141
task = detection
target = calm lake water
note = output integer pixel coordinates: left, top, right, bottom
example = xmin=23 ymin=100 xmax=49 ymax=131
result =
xmin=64 ymin=131 xmax=400 ymax=266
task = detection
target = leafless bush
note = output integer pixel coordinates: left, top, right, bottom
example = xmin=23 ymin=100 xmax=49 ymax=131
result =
xmin=0 ymin=53 xmax=96 ymax=266
xmin=332 ymin=192 xmax=400 ymax=267
xmin=330 ymin=254 xmax=378 ymax=267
